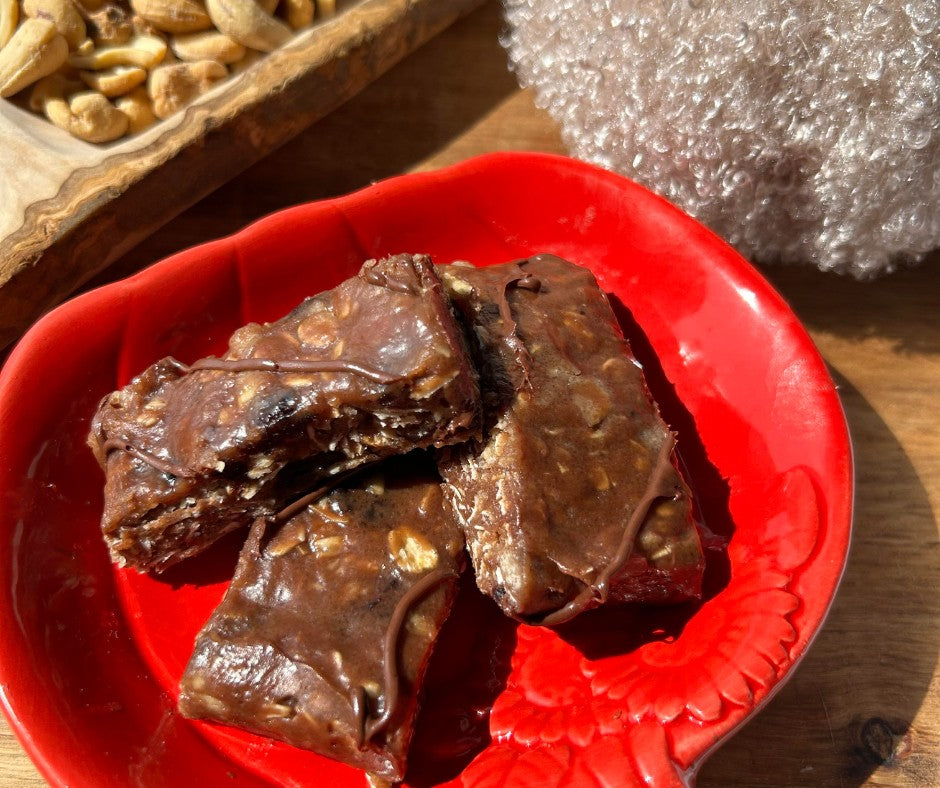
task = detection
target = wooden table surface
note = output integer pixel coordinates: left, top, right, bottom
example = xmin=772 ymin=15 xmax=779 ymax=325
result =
xmin=2 ymin=2 xmax=938 ymax=785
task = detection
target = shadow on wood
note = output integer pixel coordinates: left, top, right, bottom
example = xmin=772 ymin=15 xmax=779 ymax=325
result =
xmin=757 ymin=250 xmax=940 ymax=356
xmin=698 ymin=371 xmax=939 ymax=786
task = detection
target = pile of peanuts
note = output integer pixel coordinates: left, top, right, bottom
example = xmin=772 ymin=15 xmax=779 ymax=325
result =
xmin=0 ymin=0 xmax=335 ymax=142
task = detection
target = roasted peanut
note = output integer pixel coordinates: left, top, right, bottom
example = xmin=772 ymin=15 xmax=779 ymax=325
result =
xmin=59 ymin=89 xmax=131 ymax=142
xmin=23 ymin=0 xmax=87 ymax=49
xmin=114 ymin=83 xmax=155 ymax=130
xmin=147 ymin=58 xmax=225 ymax=118
xmin=82 ymin=3 xmax=134 ymax=46
xmin=0 ymin=18 xmax=69 ymax=98
xmin=0 ymin=0 xmax=19 ymax=49
xmin=170 ymin=29 xmax=244 ymax=63
xmin=130 ymin=0 xmax=212 ymax=34
xmin=31 ymin=74 xmax=128 ymax=141
xmin=205 ymin=0 xmax=290 ymax=52
xmin=6 ymin=0 xmax=341 ymax=139
xmin=28 ymin=70 xmax=81 ymax=110
xmin=80 ymin=63 xmax=146 ymax=95
xmin=282 ymin=0 xmax=312 ymax=30
xmin=68 ymin=32 xmax=167 ymax=69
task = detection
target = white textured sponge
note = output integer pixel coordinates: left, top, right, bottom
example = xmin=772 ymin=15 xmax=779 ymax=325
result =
xmin=502 ymin=0 xmax=940 ymax=277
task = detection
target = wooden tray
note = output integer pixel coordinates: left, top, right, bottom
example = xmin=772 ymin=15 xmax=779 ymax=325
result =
xmin=0 ymin=0 xmax=484 ymax=351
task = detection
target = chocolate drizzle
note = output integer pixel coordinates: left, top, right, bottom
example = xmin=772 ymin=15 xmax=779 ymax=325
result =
xmin=537 ymin=432 xmax=680 ymax=627
xmin=495 ymin=262 xmax=541 ymax=333
xmin=101 ymin=437 xmax=192 ymax=478
xmin=513 ymin=272 xmax=541 ymax=292
xmin=492 ymin=262 xmax=542 ymax=390
xmin=103 ymin=357 xmax=401 ymax=475
xmin=362 ymin=568 xmax=458 ymax=743
xmin=180 ymin=357 xmax=400 ymax=385
xmin=272 ymin=466 xmax=366 ymax=524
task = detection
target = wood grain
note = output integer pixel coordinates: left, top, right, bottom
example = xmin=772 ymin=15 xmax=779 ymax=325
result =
xmin=2 ymin=2 xmax=939 ymax=785
xmin=0 ymin=0 xmax=485 ymax=351
xmin=698 ymin=258 xmax=940 ymax=788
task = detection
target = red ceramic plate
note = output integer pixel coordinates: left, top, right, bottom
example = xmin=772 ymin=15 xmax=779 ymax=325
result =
xmin=0 ymin=153 xmax=852 ymax=787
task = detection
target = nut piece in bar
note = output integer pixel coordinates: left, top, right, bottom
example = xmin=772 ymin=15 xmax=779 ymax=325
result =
xmin=89 ymin=254 xmax=480 ymax=572
xmin=178 ymin=453 xmax=464 ymax=782
xmin=437 ymin=255 xmax=703 ymax=626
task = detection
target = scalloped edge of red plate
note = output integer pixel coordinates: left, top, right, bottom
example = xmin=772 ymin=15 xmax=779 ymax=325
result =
xmin=0 ymin=152 xmax=853 ymax=787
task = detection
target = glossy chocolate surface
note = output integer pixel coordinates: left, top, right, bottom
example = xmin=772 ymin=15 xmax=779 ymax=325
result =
xmin=437 ymin=256 xmax=703 ymax=625
xmin=178 ymin=454 xmax=464 ymax=782
xmin=88 ymin=255 xmax=480 ymax=572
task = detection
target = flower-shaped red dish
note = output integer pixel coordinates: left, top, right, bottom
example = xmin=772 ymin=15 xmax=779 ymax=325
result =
xmin=0 ymin=153 xmax=852 ymax=787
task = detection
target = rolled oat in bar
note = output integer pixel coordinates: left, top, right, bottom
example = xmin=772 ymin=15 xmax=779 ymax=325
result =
xmin=178 ymin=453 xmax=464 ymax=782
xmin=437 ymin=255 xmax=703 ymax=625
xmin=89 ymin=254 xmax=480 ymax=572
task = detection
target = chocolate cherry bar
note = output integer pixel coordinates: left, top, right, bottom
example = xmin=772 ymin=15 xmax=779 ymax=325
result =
xmin=178 ymin=453 xmax=464 ymax=782
xmin=88 ymin=254 xmax=480 ymax=572
xmin=437 ymin=256 xmax=703 ymax=625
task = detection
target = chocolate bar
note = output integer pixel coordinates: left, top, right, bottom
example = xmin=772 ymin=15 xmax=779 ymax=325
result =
xmin=89 ymin=255 xmax=480 ymax=572
xmin=437 ymin=256 xmax=703 ymax=625
xmin=178 ymin=454 xmax=464 ymax=782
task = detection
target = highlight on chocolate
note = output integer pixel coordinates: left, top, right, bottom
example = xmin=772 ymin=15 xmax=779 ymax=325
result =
xmin=88 ymin=253 xmax=705 ymax=783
